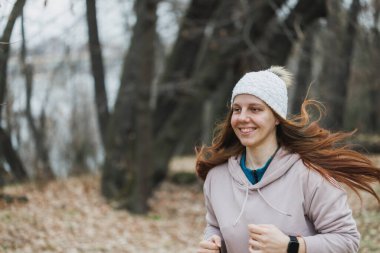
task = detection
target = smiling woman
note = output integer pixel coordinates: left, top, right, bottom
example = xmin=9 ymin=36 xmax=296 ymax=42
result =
xmin=195 ymin=66 xmax=380 ymax=253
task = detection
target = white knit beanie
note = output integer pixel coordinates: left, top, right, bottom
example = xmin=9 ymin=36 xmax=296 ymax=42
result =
xmin=231 ymin=69 xmax=288 ymax=119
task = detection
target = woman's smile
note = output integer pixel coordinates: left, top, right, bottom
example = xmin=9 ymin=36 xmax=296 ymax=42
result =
xmin=238 ymin=127 xmax=257 ymax=134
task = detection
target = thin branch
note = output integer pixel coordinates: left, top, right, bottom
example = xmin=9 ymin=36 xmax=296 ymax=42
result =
xmin=0 ymin=40 xmax=22 ymax=44
xmin=243 ymin=15 xmax=267 ymax=66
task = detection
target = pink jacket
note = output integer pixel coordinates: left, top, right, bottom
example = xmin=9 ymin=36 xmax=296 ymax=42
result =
xmin=203 ymin=147 xmax=360 ymax=253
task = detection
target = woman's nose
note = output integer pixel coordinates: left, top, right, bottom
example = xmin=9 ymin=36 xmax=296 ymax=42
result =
xmin=238 ymin=110 xmax=249 ymax=121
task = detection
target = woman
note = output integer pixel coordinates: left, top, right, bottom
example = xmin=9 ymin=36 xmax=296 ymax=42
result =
xmin=195 ymin=66 xmax=380 ymax=253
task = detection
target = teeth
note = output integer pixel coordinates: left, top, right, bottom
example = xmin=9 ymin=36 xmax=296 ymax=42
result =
xmin=240 ymin=128 xmax=256 ymax=133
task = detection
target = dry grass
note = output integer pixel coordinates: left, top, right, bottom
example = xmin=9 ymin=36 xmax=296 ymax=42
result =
xmin=0 ymin=156 xmax=379 ymax=253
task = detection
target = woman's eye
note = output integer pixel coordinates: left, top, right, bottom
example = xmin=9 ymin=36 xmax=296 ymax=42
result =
xmin=232 ymin=108 xmax=240 ymax=113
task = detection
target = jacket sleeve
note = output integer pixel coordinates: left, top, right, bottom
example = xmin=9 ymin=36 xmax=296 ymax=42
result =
xmin=203 ymin=176 xmax=223 ymax=241
xmin=303 ymin=172 xmax=360 ymax=253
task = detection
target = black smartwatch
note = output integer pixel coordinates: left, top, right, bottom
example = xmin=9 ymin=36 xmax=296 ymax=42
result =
xmin=287 ymin=235 xmax=299 ymax=253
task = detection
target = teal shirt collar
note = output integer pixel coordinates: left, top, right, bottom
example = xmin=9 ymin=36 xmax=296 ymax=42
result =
xmin=240 ymin=149 xmax=277 ymax=185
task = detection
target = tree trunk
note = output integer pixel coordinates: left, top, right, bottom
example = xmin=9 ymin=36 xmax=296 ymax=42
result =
xmin=248 ymin=0 xmax=326 ymax=69
xmin=368 ymin=1 xmax=380 ymax=132
xmin=238 ymin=0 xmax=289 ymax=69
xmin=153 ymin=0 xmax=220 ymax=133
xmin=86 ymin=0 xmax=109 ymax=146
xmin=102 ymin=0 xmax=157 ymax=214
xmin=291 ymin=23 xmax=318 ymax=114
xmin=319 ymin=0 xmax=360 ymax=130
xmin=368 ymin=85 xmax=380 ymax=133
xmin=0 ymin=0 xmax=27 ymax=182
xmin=0 ymin=0 xmax=27 ymax=120
xmin=0 ymin=127 xmax=27 ymax=181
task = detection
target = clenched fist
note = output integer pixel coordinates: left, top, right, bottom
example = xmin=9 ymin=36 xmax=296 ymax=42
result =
xmin=197 ymin=235 xmax=222 ymax=253
xmin=248 ymin=224 xmax=289 ymax=253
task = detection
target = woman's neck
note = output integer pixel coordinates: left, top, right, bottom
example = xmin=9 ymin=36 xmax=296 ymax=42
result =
xmin=245 ymin=142 xmax=279 ymax=170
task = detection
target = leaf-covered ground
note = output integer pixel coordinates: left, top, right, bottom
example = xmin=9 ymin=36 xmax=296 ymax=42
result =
xmin=0 ymin=156 xmax=379 ymax=253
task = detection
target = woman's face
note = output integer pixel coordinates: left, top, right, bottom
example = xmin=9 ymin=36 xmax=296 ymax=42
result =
xmin=230 ymin=94 xmax=279 ymax=149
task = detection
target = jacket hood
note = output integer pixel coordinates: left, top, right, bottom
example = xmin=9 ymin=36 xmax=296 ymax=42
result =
xmin=228 ymin=146 xmax=301 ymax=190
xmin=228 ymin=146 xmax=302 ymax=225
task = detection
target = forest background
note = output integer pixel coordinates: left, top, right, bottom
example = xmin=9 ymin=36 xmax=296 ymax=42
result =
xmin=0 ymin=0 xmax=379 ymax=252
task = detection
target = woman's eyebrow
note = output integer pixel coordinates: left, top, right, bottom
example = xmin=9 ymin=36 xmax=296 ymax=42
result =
xmin=232 ymin=103 xmax=264 ymax=106
xmin=247 ymin=103 xmax=264 ymax=106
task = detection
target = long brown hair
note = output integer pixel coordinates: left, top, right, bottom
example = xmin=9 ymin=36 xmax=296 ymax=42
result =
xmin=195 ymin=99 xmax=380 ymax=202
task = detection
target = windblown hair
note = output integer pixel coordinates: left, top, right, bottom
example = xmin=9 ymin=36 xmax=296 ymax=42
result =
xmin=277 ymin=101 xmax=380 ymax=202
xmin=196 ymin=67 xmax=380 ymax=202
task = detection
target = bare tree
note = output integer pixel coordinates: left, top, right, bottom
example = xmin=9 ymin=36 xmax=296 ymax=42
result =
xmin=0 ymin=0 xmax=28 ymax=182
xmin=68 ymin=85 xmax=100 ymax=175
xmin=153 ymin=0 xmax=220 ymax=132
xmin=85 ymin=0 xmax=109 ymax=146
xmin=318 ymin=0 xmax=361 ymax=129
xmin=101 ymin=0 xmax=158 ymax=213
xmin=246 ymin=0 xmax=326 ymax=68
xmin=291 ymin=22 xmax=319 ymax=114
xmin=19 ymin=13 xmax=54 ymax=179
xmin=368 ymin=0 xmax=380 ymax=132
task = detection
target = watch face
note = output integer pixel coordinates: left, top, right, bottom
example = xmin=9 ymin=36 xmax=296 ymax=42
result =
xmin=288 ymin=242 xmax=299 ymax=253
xmin=287 ymin=237 xmax=299 ymax=253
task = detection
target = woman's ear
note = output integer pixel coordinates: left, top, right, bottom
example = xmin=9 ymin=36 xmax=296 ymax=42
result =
xmin=275 ymin=119 xmax=280 ymax=125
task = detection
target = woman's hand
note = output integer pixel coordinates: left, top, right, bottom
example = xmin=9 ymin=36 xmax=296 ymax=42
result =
xmin=248 ymin=224 xmax=289 ymax=253
xmin=197 ymin=235 xmax=222 ymax=253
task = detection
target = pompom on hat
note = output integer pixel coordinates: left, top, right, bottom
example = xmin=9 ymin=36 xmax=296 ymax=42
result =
xmin=231 ymin=66 xmax=293 ymax=119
